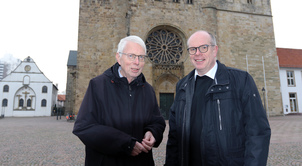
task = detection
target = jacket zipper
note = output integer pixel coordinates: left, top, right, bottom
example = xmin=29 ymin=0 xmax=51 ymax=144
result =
xmin=217 ymin=99 xmax=222 ymax=130
xmin=215 ymin=78 xmax=222 ymax=131
xmin=128 ymin=85 xmax=133 ymax=135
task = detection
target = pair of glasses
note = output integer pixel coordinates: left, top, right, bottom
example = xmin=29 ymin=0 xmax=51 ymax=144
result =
xmin=187 ymin=44 xmax=215 ymax=55
xmin=119 ymin=52 xmax=147 ymax=62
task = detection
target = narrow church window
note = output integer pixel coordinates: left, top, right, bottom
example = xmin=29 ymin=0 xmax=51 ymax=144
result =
xmin=3 ymin=85 xmax=9 ymax=92
xmin=27 ymin=99 xmax=32 ymax=107
xmin=247 ymin=0 xmax=252 ymax=4
xmin=41 ymin=99 xmax=47 ymax=107
xmin=173 ymin=0 xmax=179 ymax=3
xmin=2 ymin=99 xmax=8 ymax=107
xmin=42 ymin=86 xmax=48 ymax=93
xmin=187 ymin=0 xmax=193 ymax=4
xmin=19 ymin=99 xmax=24 ymax=107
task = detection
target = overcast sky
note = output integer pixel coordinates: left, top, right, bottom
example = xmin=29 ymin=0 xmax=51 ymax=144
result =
xmin=0 ymin=0 xmax=80 ymax=93
xmin=0 ymin=0 xmax=301 ymax=93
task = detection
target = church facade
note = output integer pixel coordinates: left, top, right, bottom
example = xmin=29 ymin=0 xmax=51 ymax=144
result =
xmin=70 ymin=0 xmax=282 ymax=117
xmin=0 ymin=57 xmax=58 ymax=117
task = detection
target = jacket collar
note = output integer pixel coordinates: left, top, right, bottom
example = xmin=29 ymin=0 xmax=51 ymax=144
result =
xmin=214 ymin=60 xmax=229 ymax=85
xmin=105 ymin=62 xmax=146 ymax=86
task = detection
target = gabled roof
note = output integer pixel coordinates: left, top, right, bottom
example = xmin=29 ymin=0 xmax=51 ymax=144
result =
xmin=0 ymin=56 xmax=52 ymax=83
xmin=277 ymin=48 xmax=302 ymax=68
xmin=57 ymin=95 xmax=66 ymax=101
xmin=67 ymin=50 xmax=77 ymax=66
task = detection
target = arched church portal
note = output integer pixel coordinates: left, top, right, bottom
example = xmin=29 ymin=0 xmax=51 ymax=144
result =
xmin=145 ymin=26 xmax=186 ymax=119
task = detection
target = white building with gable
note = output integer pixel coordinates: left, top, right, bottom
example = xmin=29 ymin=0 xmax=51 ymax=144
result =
xmin=277 ymin=48 xmax=302 ymax=115
xmin=0 ymin=56 xmax=58 ymax=117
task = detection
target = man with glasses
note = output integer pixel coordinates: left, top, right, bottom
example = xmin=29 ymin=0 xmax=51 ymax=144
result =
xmin=73 ymin=35 xmax=166 ymax=166
xmin=165 ymin=30 xmax=271 ymax=166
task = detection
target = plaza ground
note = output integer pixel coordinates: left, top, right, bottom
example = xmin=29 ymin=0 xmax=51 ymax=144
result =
xmin=0 ymin=115 xmax=301 ymax=166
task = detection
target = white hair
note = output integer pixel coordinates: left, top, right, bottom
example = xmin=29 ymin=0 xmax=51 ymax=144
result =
xmin=117 ymin=35 xmax=146 ymax=56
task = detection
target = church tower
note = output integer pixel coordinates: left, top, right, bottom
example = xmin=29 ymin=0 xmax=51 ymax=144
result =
xmin=72 ymin=0 xmax=282 ymax=117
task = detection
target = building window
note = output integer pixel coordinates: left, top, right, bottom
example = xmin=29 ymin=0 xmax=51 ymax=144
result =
xmin=289 ymin=93 xmax=297 ymax=112
xmin=146 ymin=29 xmax=183 ymax=64
xmin=247 ymin=0 xmax=252 ymax=4
xmin=187 ymin=0 xmax=193 ymax=4
xmin=287 ymin=71 xmax=295 ymax=86
xmin=173 ymin=0 xmax=179 ymax=2
xmin=3 ymin=85 xmax=9 ymax=92
xmin=42 ymin=86 xmax=48 ymax=93
xmin=41 ymin=99 xmax=47 ymax=107
xmin=27 ymin=99 xmax=32 ymax=107
xmin=19 ymin=99 xmax=24 ymax=107
xmin=2 ymin=99 xmax=8 ymax=107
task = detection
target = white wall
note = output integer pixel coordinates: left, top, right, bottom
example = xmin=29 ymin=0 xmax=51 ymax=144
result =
xmin=279 ymin=68 xmax=302 ymax=114
xmin=0 ymin=58 xmax=57 ymax=117
xmin=0 ymin=82 xmax=54 ymax=117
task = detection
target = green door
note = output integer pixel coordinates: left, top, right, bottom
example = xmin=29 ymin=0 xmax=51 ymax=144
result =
xmin=160 ymin=93 xmax=174 ymax=120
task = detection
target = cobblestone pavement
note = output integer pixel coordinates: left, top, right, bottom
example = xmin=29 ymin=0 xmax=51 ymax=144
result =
xmin=267 ymin=115 xmax=302 ymax=166
xmin=0 ymin=115 xmax=301 ymax=166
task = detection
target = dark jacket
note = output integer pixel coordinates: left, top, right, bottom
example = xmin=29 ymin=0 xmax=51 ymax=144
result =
xmin=165 ymin=60 xmax=271 ymax=166
xmin=73 ymin=62 xmax=166 ymax=166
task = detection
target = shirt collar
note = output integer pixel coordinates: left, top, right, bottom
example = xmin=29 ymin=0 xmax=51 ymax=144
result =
xmin=194 ymin=62 xmax=217 ymax=80
xmin=118 ymin=66 xmax=123 ymax=78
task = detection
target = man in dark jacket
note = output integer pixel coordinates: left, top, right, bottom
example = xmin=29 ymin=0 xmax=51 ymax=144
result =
xmin=165 ymin=30 xmax=271 ymax=166
xmin=73 ymin=35 xmax=166 ymax=166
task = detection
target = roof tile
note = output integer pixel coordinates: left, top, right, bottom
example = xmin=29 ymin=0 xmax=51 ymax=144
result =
xmin=277 ymin=48 xmax=302 ymax=68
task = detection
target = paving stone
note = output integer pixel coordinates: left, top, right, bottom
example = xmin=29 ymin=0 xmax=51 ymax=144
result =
xmin=0 ymin=115 xmax=301 ymax=166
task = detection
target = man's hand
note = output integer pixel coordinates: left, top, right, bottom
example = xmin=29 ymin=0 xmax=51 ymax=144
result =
xmin=131 ymin=131 xmax=156 ymax=156
xmin=131 ymin=141 xmax=148 ymax=156
xmin=142 ymin=131 xmax=156 ymax=151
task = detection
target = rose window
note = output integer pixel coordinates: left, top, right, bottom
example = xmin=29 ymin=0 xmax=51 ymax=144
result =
xmin=146 ymin=29 xmax=183 ymax=64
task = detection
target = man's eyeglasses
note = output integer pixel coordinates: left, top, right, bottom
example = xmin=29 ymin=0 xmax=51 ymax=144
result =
xmin=119 ymin=52 xmax=147 ymax=62
xmin=187 ymin=44 xmax=215 ymax=55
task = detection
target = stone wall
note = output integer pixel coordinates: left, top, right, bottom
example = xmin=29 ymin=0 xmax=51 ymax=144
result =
xmin=74 ymin=0 xmax=282 ymax=116
xmin=65 ymin=65 xmax=77 ymax=115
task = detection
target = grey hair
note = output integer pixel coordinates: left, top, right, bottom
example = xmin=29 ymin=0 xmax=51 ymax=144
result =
xmin=117 ymin=35 xmax=146 ymax=56
xmin=208 ymin=32 xmax=217 ymax=45
xmin=187 ymin=30 xmax=217 ymax=46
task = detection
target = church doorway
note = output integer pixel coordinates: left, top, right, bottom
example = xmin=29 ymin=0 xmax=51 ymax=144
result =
xmin=145 ymin=25 xmax=186 ymax=119
xmin=160 ymin=93 xmax=174 ymax=120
